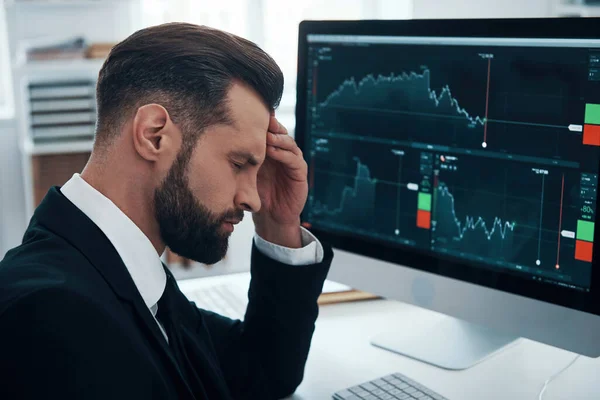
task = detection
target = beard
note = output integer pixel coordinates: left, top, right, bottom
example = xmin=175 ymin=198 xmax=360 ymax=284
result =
xmin=154 ymin=147 xmax=243 ymax=265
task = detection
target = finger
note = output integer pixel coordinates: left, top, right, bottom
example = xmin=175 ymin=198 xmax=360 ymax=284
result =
xmin=267 ymin=132 xmax=302 ymax=156
xmin=268 ymin=115 xmax=288 ymax=135
xmin=266 ymin=145 xmax=307 ymax=174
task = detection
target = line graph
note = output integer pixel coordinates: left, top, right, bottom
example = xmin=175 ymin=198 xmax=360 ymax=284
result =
xmin=429 ymin=151 xmax=581 ymax=274
xmin=319 ymin=69 xmax=486 ymax=128
xmin=311 ymin=157 xmax=376 ymax=218
xmin=310 ymin=43 xmax=586 ymax=160
xmin=435 ymin=183 xmax=516 ymax=241
xmin=304 ymin=39 xmax=597 ymax=288
xmin=307 ymin=140 xmax=429 ymax=245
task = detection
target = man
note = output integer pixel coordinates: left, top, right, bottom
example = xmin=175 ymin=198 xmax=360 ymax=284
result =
xmin=0 ymin=23 xmax=333 ymax=400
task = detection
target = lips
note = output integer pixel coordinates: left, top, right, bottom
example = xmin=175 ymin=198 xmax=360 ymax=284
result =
xmin=222 ymin=218 xmax=241 ymax=233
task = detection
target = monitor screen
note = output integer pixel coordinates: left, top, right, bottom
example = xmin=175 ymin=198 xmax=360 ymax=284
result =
xmin=296 ymin=21 xmax=600 ymax=311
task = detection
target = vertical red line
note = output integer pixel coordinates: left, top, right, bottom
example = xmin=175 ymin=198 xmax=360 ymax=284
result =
xmin=556 ymin=173 xmax=565 ymax=268
xmin=483 ymin=58 xmax=491 ymax=144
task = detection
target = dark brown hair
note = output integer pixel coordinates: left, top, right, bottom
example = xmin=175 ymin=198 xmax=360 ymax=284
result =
xmin=95 ymin=22 xmax=284 ymax=149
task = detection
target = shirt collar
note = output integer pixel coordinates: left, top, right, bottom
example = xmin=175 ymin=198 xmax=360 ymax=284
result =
xmin=60 ymin=173 xmax=166 ymax=313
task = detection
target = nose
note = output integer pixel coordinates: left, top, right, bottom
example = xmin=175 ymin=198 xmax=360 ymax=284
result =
xmin=235 ymin=179 xmax=261 ymax=213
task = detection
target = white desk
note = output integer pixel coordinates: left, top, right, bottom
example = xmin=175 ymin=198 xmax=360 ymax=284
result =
xmin=291 ymin=299 xmax=600 ymax=400
xmin=178 ymin=274 xmax=600 ymax=400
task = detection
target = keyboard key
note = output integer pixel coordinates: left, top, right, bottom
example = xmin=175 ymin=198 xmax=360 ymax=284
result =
xmin=333 ymin=373 xmax=446 ymax=400
xmin=333 ymin=390 xmax=359 ymax=399
xmin=349 ymin=386 xmax=369 ymax=397
xmin=361 ymin=383 xmax=378 ymax=391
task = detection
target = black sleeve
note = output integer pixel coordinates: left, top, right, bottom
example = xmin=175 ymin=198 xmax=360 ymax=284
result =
xmin=0 ymin=288 xmax=156 ymax=400
xmin=200 ymin=241 xmax=333 ymax=400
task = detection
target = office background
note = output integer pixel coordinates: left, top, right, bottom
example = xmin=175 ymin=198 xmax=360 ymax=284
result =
xmin=0 ymin=0 xmax=596 ymax=271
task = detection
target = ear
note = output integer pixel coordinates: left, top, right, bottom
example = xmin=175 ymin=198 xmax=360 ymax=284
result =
xmin=131 ymin=104 xmax=181 ymax=162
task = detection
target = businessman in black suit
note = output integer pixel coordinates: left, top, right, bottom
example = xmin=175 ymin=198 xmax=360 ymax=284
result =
xmin=0 ymin=23 xmax=333 ymax=400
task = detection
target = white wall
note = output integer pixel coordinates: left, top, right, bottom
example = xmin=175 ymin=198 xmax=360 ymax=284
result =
xmin=412 ymin=0 xmax=553 ymax=19
xmin=0 ymin=118 xmax=26 ymax=257
xmin=5 ymin=1 xmax=142 ymax=60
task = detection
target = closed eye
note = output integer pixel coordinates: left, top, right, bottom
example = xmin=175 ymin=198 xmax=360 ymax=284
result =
xmin=231 ymin=161 xmax=244 ymax=171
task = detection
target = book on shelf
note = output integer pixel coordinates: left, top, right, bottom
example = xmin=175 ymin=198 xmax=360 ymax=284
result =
xmin=85 ymin=43 xmax=115 ymax=59
xmin=26 ymin=37 xmax=87 ymax=62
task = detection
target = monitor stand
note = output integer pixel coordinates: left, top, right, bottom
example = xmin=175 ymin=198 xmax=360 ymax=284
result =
xmin=370 ymin=316 xmax=519 ymax=370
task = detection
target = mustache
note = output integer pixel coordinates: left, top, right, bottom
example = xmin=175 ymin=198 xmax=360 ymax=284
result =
xmin=220 ymin=209 xmax=245 ymax=223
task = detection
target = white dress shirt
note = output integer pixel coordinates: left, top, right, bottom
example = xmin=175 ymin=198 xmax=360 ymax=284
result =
xmin=60 ymin=173 xmax=324 ymax=340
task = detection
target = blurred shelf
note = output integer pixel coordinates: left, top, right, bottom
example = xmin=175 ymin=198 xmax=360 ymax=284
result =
xmin=14 ymin=58 xmax=105 ymax=75
xmin=24 ymin=139 xmax=94 ymax=155
xmin=6 ymin=0 xmax=136 ymax=6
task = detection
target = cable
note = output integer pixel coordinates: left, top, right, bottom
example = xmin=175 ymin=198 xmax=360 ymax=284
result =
xmin=537 ymin=354 xmax=580 ymax=400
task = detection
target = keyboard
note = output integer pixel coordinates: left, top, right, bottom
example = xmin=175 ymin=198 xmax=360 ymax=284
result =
xmin=333 ymin=372 xmax=448 ymax=400
xmin=180 ymin=272 xmax=355 ymax=321
xmin=185 ymin=283 xmax=248 ymax=320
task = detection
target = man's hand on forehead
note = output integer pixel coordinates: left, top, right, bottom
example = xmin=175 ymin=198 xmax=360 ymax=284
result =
xmin=253 ymin=114 xmax=308 ymax=248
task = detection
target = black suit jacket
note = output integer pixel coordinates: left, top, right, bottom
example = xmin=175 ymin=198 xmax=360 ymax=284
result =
xmin=0 ymin=187 xmax=333 ymax=400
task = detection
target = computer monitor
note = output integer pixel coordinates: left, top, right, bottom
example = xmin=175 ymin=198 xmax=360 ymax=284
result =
xmin=295 ymin=18 xmax=600 ymax=370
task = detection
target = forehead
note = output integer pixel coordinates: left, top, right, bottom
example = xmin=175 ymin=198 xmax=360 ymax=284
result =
xmin=217 ymin=83 xmax=270 ymax=156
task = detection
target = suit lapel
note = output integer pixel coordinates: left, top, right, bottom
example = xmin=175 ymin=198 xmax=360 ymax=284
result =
xmin=164 ymin=267 xmax=233 ymax=400
xmin=32 ymin=187 xmax=197 ymax=399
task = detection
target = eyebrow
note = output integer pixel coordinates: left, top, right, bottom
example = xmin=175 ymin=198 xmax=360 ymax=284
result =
xmin=228 ymin=151 xmax=261 ymax=166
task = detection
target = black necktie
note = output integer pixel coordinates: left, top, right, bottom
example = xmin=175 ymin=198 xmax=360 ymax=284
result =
xmin=156 ymin=275 xmax=191 ymax=382
xmin=157 ymin=273 xmax=221 ymax=399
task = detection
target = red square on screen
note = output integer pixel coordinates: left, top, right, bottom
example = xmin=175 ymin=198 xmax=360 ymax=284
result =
xmin=583 ymin=124 xmax=600 ymax=146
xmin=417 ymin=210 xmax=431 ymax=230
xmin=575 ymin=240 xmax=593 ymax=262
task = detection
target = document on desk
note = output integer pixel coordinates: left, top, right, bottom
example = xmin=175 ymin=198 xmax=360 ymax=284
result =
xmin=179 ymin=272 xmax=378 ymax=319
xmin=323 ymin=280 xmax=352 ymax=293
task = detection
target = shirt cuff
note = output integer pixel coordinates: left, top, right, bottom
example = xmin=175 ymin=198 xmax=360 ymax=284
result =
xmin=253 ymin=226 xmax=325 ymax=266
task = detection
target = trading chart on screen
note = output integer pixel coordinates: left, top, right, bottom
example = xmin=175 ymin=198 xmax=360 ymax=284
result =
xmin=302 ymin=35 xmax=600 ymax=291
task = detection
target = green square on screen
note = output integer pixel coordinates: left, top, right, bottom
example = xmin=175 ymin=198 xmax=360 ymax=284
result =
xmin=577 ymin=219 xmax=595 ymax=242
xmin=585 ymin=104 xmax=600 ymax=125
xmin=418 ymin=192 xmax=432 ymax=211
